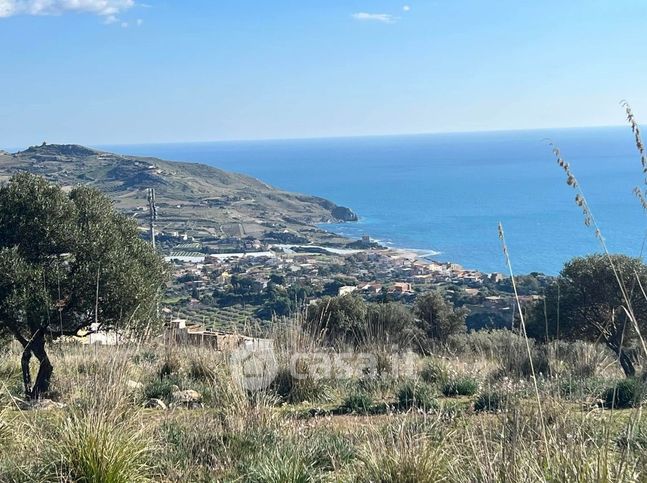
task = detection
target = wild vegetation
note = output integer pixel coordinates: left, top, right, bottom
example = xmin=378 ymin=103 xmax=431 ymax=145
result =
xmin=0 ymin=329 xmax=646 ymax=482
xmin=0 ymin=174 xmax=167 ymax=400
xmin=2 ymin=106 xmax=647 ymax=482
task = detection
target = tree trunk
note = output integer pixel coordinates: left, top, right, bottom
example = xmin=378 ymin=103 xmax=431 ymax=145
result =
xmin=618 ymin=349 xmax=637 ymax=378
xmin=607 ymin=340 xmax=636 ymax=377
xmin=31 ymin=334 xmax=53 ymax=399
xmin=19 ymin=328 xmax=52 ymax=400
xmin=21 ymin=346 xmax=33 ymax=398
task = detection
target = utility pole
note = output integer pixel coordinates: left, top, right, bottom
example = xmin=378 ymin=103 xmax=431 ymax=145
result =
xmin=147 ymin=188 xmax=158 ymax=249
xmin=148 ymin=188 xmax=160 ymax=321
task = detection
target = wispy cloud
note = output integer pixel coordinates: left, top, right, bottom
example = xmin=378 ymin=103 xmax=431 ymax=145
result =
xmin=0 ymin=0 xmax=135 ymax=19
xmin=352 ymin=12 xmax=397 ymax=23
xmin=403 ymin=5 xmax=411 ymax=12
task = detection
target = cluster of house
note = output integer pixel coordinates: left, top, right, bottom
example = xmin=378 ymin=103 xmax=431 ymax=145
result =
xmin=343 ymin=251 xmax=505 ymax=291
xmin=339 ymin=281 xmax=414 ymax=296
xmin=165 ymin=238 xmax=510 ymax=307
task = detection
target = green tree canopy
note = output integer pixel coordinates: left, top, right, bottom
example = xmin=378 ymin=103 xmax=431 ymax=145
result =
xmin=527 ymin=253 xmax=647 ymax=377
xmin=366 ymin=302 xmax=417 ymax=346
xmin=306 ymin=294 xmax=368 ymax=346
xmin=0 ymin=174 xmax=167 ymax=399
xmin=415 ymin=291 xmax=468 ymax=346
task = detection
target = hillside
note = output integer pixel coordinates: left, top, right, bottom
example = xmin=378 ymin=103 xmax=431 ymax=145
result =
xmin=0 ymin=143 xmax=357 ymax=241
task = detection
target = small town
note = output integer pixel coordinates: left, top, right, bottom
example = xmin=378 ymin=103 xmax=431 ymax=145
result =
xmin=158 ymin=227 xmax=548 ymax=338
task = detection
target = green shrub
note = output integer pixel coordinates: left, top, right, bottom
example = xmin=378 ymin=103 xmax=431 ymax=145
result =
xmin=159 ymin=417 xmax=277 ymax=479
xmin=342 ymin=392 xmax=373 ymax=414
xmin=419 ymin=359 xmax=449 ymax=387
xmin=474 ymin=391 xmax=508 ymax=412
xmin=307 ymin=432 xmax=356 ymax=471
xmin=271 ymin=367 xmax=332 ymax=404
xmin=44 ymin=410 xmax=153 ymax=483
xmin=397 ymin=382 xmax=436 ymax=410
xmin=143 ymin=377 xmax=179 ymax=402
xmin=355 ymin=430 xmax=450 ymax=483
xmin=442 ymin=376 xmax=479 ymax=397
xmin=603 ymin=378 xmax=645 ymax=409
xmin=245 ymin=448 xmax=318 ymax=483
xmin=355 ymin=373 xmax=397 ymax=398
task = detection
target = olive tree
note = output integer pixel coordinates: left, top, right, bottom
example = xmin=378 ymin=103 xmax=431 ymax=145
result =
xmin=528 ymin=254 xmax=647 ymax=377
xmin=366 ymin=302 xmax=417 ymax=346
xmin=415 ymin=291 xmax=468 ymax=346
xmin=0 ymin=174 xmax=167 ymax=399
xmin=306 ymin=294 xmax=368 ymax=346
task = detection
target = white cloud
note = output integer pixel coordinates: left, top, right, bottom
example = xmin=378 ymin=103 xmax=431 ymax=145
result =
xmin=135 ymin=17 xmax=141 ymax=26
xmin=403 ymin=5 xmax=411 ymax=12
xmin=0 ymin=0 xmax=135 ymax=18
xmin=352 ymin=12 xmax=396 ymax=23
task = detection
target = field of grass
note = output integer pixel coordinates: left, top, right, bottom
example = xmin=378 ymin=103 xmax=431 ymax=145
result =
xmin=1 ymin=326 xmax=646 ymax=482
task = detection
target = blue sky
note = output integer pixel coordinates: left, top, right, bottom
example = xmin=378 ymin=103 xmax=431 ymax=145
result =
xmin=2 ymin=0 xmax=647 ymax=147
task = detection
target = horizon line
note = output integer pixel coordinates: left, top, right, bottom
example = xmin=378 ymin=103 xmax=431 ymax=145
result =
xmin=5 ymin=122 xmax=629 ymax=152
xmin=94 ymin=122 xmax=629 ymax=147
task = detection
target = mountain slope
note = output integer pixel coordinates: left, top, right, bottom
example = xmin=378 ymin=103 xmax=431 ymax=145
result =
xmin=0 ymin=143 xmax=357 ymax=240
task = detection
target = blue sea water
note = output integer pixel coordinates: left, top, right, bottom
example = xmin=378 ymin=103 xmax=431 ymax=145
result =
xmin=102 ymin=126 xmax=647 ymax=275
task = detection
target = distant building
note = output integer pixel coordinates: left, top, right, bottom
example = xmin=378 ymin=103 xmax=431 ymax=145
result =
xmin=165 ymin=322 xmax=272 ymax=351
xmin=165 ymin=253 xmax=206 ymax=264
xmin=338 ymin=285 xmax=358 ymax=296
xmin=169 ymin=318 xmax=187 ymax=329
xmin=488 ymin=272 xmax=504 ymax=283
xmin=75 ymin=323 xmax=121 ymax=346
xmin=361 ymin=282 xmax=382 ymax=294
xmin=392 ymin=282 xmax=413 ymax=294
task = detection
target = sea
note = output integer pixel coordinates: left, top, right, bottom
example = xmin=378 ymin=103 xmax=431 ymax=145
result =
xmin=101 ymin=126 xmax=647 ymax=276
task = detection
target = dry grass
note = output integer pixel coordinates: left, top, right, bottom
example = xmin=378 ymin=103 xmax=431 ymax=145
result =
xmin=0 ymin=335 xmax=643 ymax=482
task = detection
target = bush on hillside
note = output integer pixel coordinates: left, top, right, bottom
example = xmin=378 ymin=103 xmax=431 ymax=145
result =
xmin=442 ymin=376 xmax=479 ymax=397
xmin=271 ymin=366 xmax=332 ymax=404
xmin=341 ymin=392 xmax=373 ymax=414
xmin=419 ymin=358 xmax=450 ymax=387
xmin=397 ymin=382 xmax=437 ymax=411
xmin=603 ymin=378 xmax=645 ymax=409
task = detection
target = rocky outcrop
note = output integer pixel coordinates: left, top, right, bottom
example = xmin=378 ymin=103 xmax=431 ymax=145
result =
xmin=171 ymin=389 xmax=203 ymax=408
xmin=331 ymin=206 xmax=358 ymax=222
xmin=143 ymin=398 xmax=168 ymax=410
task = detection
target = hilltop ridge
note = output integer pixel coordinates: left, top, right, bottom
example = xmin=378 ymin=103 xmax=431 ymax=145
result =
xmin=0 ymin=143 xmax=357 ymax=241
